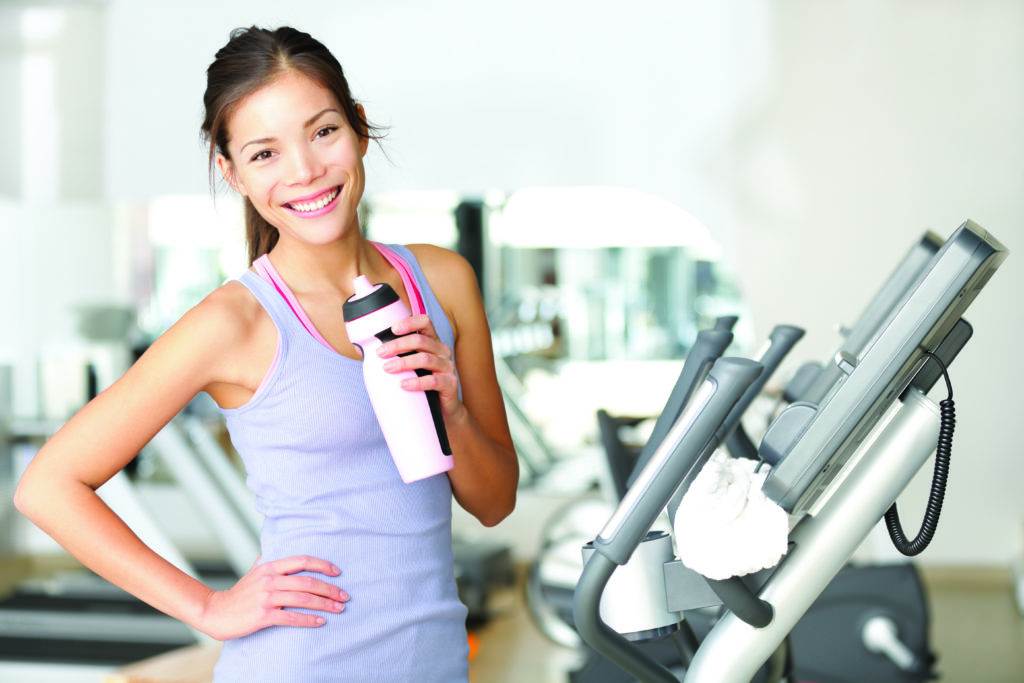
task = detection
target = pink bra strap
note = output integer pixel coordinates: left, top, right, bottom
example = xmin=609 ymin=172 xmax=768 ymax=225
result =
xmin=371 ymin=242 xmax=427 ymax=316
xmin=253 ymin=254 xmax=332 ymax=348
xmin=253 ymin=243 xmax=426 ymax=322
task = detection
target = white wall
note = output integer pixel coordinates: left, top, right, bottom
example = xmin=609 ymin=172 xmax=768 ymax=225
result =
xmin=0 ymin=6 xmax=22 ymax=197
xmin=12 ymin=0 xmax=1024 ymax=564
xmin=723 ymin=1 xmax=1024 ymax=565
xmin=0 ymin=202 xmax=121 ymax=416
xmin=103 ymin=0 xmax=769 ymax=231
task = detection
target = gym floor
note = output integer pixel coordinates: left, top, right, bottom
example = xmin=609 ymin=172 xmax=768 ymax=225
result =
xmin=0 ymin=557 xmax=1021 ymax=682
xmin=469 ymin=564 xmax=1024 ymax=683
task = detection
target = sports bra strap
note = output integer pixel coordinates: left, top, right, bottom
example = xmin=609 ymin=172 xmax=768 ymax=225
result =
xmin=252 ymin=242 xmax=427 ymax=318
xmin=371 ymin=242 xmax=427 ymax=316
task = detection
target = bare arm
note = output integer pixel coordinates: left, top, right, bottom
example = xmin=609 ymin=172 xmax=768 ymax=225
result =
xmin=403 ymin=245 xmax=519 ymax=527
xmin=443 ymin=255 xmax=518 ymax=526
xmin=12 ymin=288 xmax=245 ymax=634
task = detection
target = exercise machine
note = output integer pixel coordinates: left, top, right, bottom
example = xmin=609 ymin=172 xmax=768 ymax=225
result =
xmin=574 ymin=220 xmax=1006 ymax=682
xmin=527 ymin=232 xmax=942 ymax=660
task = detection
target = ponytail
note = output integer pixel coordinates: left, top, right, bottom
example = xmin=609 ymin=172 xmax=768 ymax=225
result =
xmin=244 ymin=197 xmax=279 ymax=266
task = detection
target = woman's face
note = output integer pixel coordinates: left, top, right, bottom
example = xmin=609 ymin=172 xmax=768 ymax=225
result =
xmin=216 ymin=69 xmax=369 ymax=246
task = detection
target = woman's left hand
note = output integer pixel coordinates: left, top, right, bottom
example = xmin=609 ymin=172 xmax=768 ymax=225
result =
xmin=377 ymin=314 xmax=464 ymax=422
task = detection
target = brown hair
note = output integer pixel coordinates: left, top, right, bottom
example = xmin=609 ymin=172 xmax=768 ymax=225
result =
xmin=200 ymin=26 xmax=386 ymax=265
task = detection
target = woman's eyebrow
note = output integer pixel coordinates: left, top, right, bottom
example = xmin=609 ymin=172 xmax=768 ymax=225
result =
xmin=240 ymin=108 xmax=342 ymax=153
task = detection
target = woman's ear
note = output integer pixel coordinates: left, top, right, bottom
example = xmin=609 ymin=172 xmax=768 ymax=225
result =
xmin=355 ymin=103 xmax=370 ymax=157
xmin=215 ymin=153 xmax=245 ymax=195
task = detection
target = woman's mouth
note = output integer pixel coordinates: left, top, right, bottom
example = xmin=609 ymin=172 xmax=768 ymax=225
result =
xmin=283 ymin=185 xmax=342 ymax=218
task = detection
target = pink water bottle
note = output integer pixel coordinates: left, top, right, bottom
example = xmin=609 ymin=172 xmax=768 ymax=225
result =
xmin=343 ymin=275 xmax=453 ymax=483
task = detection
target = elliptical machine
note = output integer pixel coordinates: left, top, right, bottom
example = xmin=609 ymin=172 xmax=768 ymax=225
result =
xmin=572 ymin=221 xmax=1007 ymax=682
xmin=529 ymin=231 xmax=945 ymax=679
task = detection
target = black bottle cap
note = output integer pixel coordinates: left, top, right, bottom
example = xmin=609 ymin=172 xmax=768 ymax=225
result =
xmin=343 ymin=281 xmax=400 ymax=321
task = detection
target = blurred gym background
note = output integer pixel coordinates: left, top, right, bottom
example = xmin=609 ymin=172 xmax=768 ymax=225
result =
xmin=1 ymin=1 xmax=1022 ymax=681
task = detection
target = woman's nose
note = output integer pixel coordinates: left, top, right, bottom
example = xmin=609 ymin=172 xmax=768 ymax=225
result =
xmin=286 ymin=147 xmax=324 ymax=186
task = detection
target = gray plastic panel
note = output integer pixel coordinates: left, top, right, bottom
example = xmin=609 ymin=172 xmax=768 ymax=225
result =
xmin=901 ymin=318 xmax=973 ymax=398
xmin=843 ymin=231 xmax=944 ymax=358
xmin=758 ymin=402 xmax=818 ymax=467
xmin=801 ymin=231 xmax=943 ymax=405
xmin=764 ymin=221 xmax=1007 ymax=512
xmin=663 ymin=560 xmax=722 ymax=611
xmin=784 ymin=361 xmax=823 ymax=403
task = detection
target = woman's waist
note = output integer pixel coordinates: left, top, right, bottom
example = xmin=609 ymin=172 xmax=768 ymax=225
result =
xmin=260 ymin=525 xmax=455 ymax=567
xmin=258 ymin=532 xmax=462 ymax=613
xmin=258 ymin=499 xmax=450 ymax=536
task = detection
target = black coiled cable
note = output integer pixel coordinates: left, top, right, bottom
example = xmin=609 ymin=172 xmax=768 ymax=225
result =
xmin=884 ymin=351 xmax=955 ymax=556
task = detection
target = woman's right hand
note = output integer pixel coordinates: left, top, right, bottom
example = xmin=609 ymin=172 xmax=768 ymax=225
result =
xmin=199 ymin=555 xmax=349 ymax=641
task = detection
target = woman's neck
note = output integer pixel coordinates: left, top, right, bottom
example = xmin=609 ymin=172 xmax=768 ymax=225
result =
xmin=264 ymin=231 xmax=387 ymax=300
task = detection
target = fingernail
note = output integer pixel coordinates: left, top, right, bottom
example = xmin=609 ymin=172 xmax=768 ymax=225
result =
xmin=316 ymin=617 xmax=326 ymax=624
xmin=382 ymin=359 xmax=398 ymax=371
xmin=331 ymin=565 xmax=341 ymax=573
xmin=377 ymin=345 xmax=388 ymax=356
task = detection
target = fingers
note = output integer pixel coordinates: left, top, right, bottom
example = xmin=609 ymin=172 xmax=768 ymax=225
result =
xmin=266 ymin=590 xmax=346 ymax=614
xmin=273 ymin=574 xmax=350 ymax=602
xmin=381 ymin=351 xmax=455 ymax=376
xmin=377 ymin=332 xmax=451 ymax=361
xmin=204 ymin=556 xmax=347 ymax=639
xmin=265 ymin=608 xmax=329 ymax=629
xmin=262 ymin=555 xmax=340 ymax=578
xmin=255 ymin=556 xmax=350 ymax=630
xmin=391 ymin=314 xmax=435 ymax=338
xmin=399 ymin=371 xmax=459 ymax=394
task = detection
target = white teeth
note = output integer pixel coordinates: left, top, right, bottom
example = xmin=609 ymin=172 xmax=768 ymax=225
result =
xmin=289 ymin=187 xmax=339 ymax=212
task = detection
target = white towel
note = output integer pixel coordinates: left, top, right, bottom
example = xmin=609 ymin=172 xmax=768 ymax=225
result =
xmin=673 ymin=450 xmax=789 ymax=580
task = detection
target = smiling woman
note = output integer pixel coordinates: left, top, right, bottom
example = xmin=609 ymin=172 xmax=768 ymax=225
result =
xmin=12 ymin=23 xmax=516 ymax=683
xmin=191 ymin=26 xmax=517 ymax=681
xmin=202 ymin=35 xmax=386 ymax=264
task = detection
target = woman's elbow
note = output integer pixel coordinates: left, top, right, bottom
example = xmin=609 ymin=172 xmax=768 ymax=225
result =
xmin=481 ymin=492 xmax=517 ymax=528
xmin=13 ymin=483 xmax=40 ymax=517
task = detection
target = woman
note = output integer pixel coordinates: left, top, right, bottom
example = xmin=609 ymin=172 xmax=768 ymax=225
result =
xmin=14 ymin=25 xmax=518 ymax=682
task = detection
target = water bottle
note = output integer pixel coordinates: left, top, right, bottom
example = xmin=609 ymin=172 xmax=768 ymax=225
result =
xmin=343 ymin=275 xmax=453 ymax=483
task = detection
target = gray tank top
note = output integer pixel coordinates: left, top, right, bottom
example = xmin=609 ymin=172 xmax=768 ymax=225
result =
xmin=211 ymin=243 xmax=469 ymax=682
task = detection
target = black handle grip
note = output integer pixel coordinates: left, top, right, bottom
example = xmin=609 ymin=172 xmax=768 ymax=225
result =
xmin=626 ymin=328 xmax=733 ymax=489
xmin=706 ymin=576 xmax=774 ymax=628
xmin=719 ymin=324 xmax=804 ymax=440
xmin=715 ymin=315 xmax=739 ymax=332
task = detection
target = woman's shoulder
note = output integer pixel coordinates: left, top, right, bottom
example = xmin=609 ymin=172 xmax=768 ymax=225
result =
xmin=402 ymin=243 xmax=476 ymax=286
xmin=204 ymin=276 xmax=264 ymax=332
xmin=402 ymin=243 xmax=480 ymax=342
xmin=188 ymin=278 xmax=269 ymax=381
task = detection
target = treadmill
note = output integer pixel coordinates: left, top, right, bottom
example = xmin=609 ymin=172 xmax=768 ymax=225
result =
xmin=574 ymin=220 xmax=1007 ymax=682
xmin=0 ymin=411 xmax=250 ymax=666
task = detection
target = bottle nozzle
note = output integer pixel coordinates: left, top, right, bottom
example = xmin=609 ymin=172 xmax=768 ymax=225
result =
xmin=352 ymin=275 xmax=376 ymax=298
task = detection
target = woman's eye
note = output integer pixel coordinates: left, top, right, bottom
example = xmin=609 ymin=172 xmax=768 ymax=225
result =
xmin=316 ymin=125 xmax=338 ymax=139
xmin=251 ymin=150 xmax=272 ymax=162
